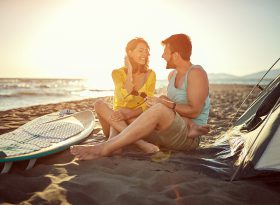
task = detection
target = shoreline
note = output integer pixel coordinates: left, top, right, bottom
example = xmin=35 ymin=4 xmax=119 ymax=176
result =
xmin=0 ymin=83 xmax=258 ymax=112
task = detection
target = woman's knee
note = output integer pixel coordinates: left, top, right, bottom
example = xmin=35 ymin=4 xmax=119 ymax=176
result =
xmin=94 ymin=100 xmax=106 ymax=112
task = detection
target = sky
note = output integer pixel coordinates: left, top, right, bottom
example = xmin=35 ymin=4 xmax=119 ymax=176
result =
xmin=0 ymin=0 xmax=279 ymax=88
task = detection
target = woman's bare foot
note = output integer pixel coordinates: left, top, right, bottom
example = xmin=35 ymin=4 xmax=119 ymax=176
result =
xmin=87 ymin=141 xmax=122 ymax=155
xmin=188 ymin=124 xmax=210 ymax=138
xmin=112 ymin=149 xmax=123 ymax=155
xmin=136 ymin=140 xmax=160 ymax=153
xmin=70 ymin=143 xmax=109 ymax=160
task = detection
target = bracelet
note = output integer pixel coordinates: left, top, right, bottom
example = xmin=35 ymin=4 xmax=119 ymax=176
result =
xmin=172 ymin=102 xmax=176 ymax=110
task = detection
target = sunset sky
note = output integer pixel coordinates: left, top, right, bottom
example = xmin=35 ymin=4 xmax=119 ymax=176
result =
xmin=0 ymin=0 xmax=279 ymax=88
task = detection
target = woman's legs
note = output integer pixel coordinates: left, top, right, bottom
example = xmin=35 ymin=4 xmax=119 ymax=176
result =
xmin=108 ymin=126 xmax=123 ymax=154
xmin=95 ymin=100 xmax=111 ymax=138
xmin=94 ymin=100 xmax=128 ymax=136
xmin=94 ymin=99 xmax=159 ymax=153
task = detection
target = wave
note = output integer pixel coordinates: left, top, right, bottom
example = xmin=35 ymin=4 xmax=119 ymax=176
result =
xmin=0 ymin=91 xmax=73 ymax=98
xmin=0 ymin=78 xmax=87 ymax=90
xmin=89 ymin=89 xmax=114 ymax=92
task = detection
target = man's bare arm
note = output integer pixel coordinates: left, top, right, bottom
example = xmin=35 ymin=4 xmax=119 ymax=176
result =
xmin=174 ymin=66 xmax=209 ymax=118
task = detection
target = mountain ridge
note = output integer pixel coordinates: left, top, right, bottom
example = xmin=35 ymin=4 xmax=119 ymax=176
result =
xmin=208 ymin=68 xmax=280 ymax=79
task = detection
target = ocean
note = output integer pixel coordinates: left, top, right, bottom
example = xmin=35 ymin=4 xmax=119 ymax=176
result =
xmin=0 ymin=77 xmax=273 ymax=111
xmin=0 ymin=78 xmax=114 ymax=111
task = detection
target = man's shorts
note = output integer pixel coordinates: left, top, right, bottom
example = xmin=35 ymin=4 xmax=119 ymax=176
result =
xmin=146 ymin=112 xmax=199 ymax=151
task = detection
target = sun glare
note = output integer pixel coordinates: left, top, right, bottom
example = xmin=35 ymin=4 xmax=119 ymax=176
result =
xmin=24 ymin=1 xmax=155 ymax=78
xmin=2 ymin=0 xmax=278 ymax=80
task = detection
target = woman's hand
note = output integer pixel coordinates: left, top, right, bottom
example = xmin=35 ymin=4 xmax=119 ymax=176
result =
xmin=124 ymin=56 xmax=134 ymax=93
xmin=110 ymin=108 xmax=132 ymax=121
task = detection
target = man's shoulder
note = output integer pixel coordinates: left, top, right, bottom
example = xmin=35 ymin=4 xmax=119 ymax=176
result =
xmin=188 ymin=65 xmax=209 ymax=85
xmin=192 ymin=65 xmax=204 ymax=71
xmin=190 ymin=65 xmax=207 ymax=76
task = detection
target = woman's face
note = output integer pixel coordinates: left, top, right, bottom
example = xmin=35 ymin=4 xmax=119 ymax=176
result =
xmin=128 ymin=42 xmax=149 ymax=65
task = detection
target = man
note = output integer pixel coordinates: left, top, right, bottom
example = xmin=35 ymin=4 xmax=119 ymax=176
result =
xmin=70 ymin=34 xmax=210 ymax=160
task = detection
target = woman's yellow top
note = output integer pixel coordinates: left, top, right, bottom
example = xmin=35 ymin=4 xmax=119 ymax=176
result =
xmin=112 ymin=67 xmax=156 ymax=111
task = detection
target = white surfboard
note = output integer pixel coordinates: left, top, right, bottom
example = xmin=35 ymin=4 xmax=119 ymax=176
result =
xmin=0 ymin=110 xmax=95 ymax=174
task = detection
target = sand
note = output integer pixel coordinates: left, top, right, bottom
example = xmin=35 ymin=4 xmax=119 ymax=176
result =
xmin=1 ymin=84 xmax=280 ymax=205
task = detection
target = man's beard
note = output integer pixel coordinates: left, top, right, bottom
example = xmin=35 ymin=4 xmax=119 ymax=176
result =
xmin=166 ymin=59 xmax=176 ymax=69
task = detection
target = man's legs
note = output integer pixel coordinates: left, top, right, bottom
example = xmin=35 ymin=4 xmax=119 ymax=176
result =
xmin=71 ymin=103 xmax=175 ymax=160
xmin=182 ymin=117 xmax=210 ymax=138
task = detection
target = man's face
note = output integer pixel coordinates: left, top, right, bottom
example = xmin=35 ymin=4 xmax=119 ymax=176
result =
xmin=162 ymin=44 xmax=176 ymax=69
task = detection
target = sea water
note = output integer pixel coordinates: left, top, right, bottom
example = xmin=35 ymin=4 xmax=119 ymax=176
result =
xmin=0 ymin=77 xmax=272 ymax=111
xmin=0 ymin=78 xmax=115 ymax=111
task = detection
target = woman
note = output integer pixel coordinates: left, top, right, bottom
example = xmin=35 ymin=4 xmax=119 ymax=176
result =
xmin=94 ymin=38 xmax=159 ymax=153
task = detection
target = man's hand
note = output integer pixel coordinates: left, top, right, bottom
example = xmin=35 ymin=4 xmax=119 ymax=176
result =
xmin=146 ymin=96 xmax=161 ymax=107
xmin=159 ymin=95 xmax=170 ymax=101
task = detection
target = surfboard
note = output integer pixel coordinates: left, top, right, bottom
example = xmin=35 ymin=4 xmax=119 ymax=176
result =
xmin=0 ymin=110 xmax=95 ymax=174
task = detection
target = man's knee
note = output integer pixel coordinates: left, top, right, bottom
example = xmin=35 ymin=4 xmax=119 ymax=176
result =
xmin=151 ymin=103 xmax=170 ymax=112
xmin=148 ymin=103 xmax=175 ymax=131
xmin=149 ymin=103 xmax=173 ymax=117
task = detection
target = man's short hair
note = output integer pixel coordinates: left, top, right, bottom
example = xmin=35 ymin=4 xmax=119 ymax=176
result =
xmin=162 ymin=34 xmax=192 ymax=61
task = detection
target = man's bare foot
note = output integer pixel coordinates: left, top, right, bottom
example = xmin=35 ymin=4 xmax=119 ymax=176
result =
xmin=188 ymin=124 xmax=210 ymax=138
xmin=70 ymin=143 xmax=109 ymax=160
xmin=136 ymin=141 xmax=160 ymax=153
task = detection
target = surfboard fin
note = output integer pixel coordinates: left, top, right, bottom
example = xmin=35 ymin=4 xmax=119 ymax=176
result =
xmin=0 ymin=159 xmax=37 ymax=174
xmin=1 ymin=162 xmax=13 ymax=174
xmin=26 ymin=159 xmax=37 ymax=170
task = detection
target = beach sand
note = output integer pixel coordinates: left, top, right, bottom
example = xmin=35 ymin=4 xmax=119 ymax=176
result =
xmin=1 ymin=84 xmax=280 ymax=205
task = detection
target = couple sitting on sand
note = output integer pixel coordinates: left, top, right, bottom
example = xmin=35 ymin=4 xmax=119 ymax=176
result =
xmin=71 ymin=33 xmax=211 ymax=160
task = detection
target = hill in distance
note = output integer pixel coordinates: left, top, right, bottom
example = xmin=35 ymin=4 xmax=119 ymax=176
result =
xmin=208 ymin=68 xmax=280 ymax=80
